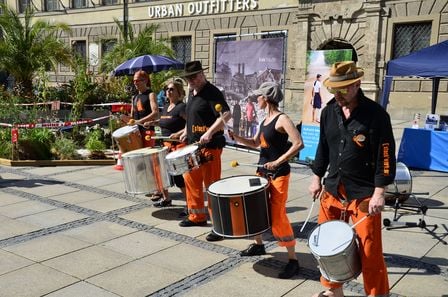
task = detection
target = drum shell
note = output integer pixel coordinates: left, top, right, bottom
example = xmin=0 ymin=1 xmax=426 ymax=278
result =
xmin=112 ymin=125 xmax=143 ymax=153
xmin=165 ymin=145 xmax=200 ymax=175
xmin=122 ymin=147 xmax=172 ymax=194
xmin=385 ymin=162 xmax=412 ymax=204
xmin=207 ymin=175 xmax=270 ymax=238
xmin=308 ymin=220 xmax=361 ymax=283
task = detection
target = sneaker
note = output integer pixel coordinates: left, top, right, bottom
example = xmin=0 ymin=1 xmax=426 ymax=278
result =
xmin=154 ymin=199 xmax=172 ymax=208
xmin=179 ymin=218 xmax=207 ymax=227
xmin=278 ymin=259 xmax=300 ymax=279
xmin=206 ymin=231 xmax=224 ymax=242
xmin=240 ymin=244 xmax=266 ymax=256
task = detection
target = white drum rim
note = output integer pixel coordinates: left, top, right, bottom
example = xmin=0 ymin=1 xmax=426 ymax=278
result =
xmin=112 ymin=125 xmax=139 ymax=138
xmin=207 ymin=175 xmax=269 ymax=196
xmin=122 ymin=147 xmax=167 ymax=158
xmin=308 ymin=220 xmax=355 ymax=256
xmin=166 ymin=144 xmax=198 ymax=159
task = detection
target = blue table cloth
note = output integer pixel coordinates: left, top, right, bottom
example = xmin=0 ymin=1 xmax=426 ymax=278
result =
xmin=398 ymin=128 xmax=448 ymax=172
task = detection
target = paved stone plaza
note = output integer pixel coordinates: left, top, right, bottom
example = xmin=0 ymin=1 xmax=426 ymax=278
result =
xmin=0 ymin=120 xmax=447 ymax=297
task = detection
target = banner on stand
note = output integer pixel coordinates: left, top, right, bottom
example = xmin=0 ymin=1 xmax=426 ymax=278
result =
xmin=299 ymin=49 xmax=352 ymax=163
xmin=214 ymin=37 xmax=286 ymax=146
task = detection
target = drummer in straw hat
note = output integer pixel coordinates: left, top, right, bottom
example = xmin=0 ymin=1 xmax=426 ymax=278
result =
xmin=308 ymin=61 xmax=396 ymax=297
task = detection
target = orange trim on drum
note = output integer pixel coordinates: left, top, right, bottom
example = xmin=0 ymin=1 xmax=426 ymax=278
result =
xmin=229 ymin=196 xmax=246 ymax=236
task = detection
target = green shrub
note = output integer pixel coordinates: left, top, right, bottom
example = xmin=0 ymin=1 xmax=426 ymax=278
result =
xmin=51 ymin=136 xmax=79 ymax=160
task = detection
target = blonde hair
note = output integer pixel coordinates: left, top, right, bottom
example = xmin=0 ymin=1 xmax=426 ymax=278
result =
xmin=165 ymin=78 xmax=185 ymax=98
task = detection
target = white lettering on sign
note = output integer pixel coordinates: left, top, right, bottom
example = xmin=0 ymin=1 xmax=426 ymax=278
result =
xmin=148 ymin=0 xmax=258 ymax=19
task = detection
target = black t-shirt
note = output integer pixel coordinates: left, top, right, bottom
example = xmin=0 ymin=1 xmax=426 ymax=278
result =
xmin=186 ymin=82 xmax=229 ymax=149
xmin=159 ymin=101 xmax=186 ymax=136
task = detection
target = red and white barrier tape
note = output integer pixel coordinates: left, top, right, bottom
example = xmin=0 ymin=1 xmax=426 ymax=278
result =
xmin=0 ymin=114 xmax=113 ymax=129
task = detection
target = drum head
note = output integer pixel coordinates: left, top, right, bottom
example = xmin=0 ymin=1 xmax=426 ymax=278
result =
xmin=122 ymin=147 xmax=166 ymax=157
xmin=166 ymin=144 xmax=198 ymax=159
xmin=112 ymin=125 xmax=138 ymax=138
xmin=208 ymin=175 xmax=268 ymax=195
xmin=308 ymin=220 xmax=354 ymax=256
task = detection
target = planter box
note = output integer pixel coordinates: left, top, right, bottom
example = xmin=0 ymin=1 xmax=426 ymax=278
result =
xmin=0 ymin=158 xmax=115 ymax=167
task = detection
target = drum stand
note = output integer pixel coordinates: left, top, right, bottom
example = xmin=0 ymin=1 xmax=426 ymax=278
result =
xmin=383 ymin=192 xmax=447 ymax=245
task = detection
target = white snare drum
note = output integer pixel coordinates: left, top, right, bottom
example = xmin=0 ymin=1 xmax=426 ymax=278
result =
xmin=308 ymin=220 xmax=361 ymax=283
xmin=165 ymin=144 xmax=201 ymax=175
xmin=207 ymin=175 xmax=270 ymax=238
xmin=112 ymin=125 xmax=143 ymax=153
xmin=122 ymin=147 xmax=172 ymax=194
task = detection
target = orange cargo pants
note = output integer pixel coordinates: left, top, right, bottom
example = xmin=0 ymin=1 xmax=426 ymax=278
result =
xmin=183 ymin=148 xmax=222 ymax=223
xmin=268 ymin=174 xmax=295 ymax=247
xmin=318 ymin=186 xmax=389 ymax=297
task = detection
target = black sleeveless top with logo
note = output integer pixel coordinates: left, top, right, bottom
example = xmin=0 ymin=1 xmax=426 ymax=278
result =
xmin=257 ymin=113 xmax=290 ymax=178
xmin=132 ymin=89 xmax=154 ymax=132
xmin=159 ymin=101 xmax=186 ymax=136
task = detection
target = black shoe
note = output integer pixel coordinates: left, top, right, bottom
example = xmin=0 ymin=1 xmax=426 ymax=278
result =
xmin=179 ymin=218 xmax=207 ymax=227
xmin=278 ymin=259 xmax=300 ymax=279
xmin=178 ymin=208 xmax=188 ymax=218
xmin=154 ymin=199 xmax=172 ymax=208
xmin=206 ymin=231 xmax=224 ymax=242
xmin=240 ymin=244 xmax=266 ymax=256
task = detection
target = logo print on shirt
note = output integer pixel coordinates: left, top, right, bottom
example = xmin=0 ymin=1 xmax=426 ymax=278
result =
xmin=137 ymin=99 xmax=144 ymax=112
xmin=352 ymin=134 xmax=366 ymax=148
xmin=260 ymin=133 xmax=269 ymax=148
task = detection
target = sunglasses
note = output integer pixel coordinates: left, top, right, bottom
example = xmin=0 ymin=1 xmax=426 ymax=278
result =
xmin=166 ymin=87 xmax=175 ymax=92
xmin=185 ymin=73 xmax=199 ymax=80
xmin=133 ymin=78 xmax=145 ymax=83
xmin=328 ymin=87 xmax=348 ymax=95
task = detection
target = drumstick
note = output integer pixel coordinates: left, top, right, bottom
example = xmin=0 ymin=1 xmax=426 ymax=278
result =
xmin=300 ymin=190 xmax=324 ymax=232
xmin=215 ymin=104 xmax=234 ymax=140
xmin=230 ymin=160 xmax=264 ymax=168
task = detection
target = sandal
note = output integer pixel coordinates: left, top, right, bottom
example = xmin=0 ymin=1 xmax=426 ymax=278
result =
xmin=145 ymin=193 xmax=162 ymax=201
xmin=311 ymin=288 xmax=344 ymax=297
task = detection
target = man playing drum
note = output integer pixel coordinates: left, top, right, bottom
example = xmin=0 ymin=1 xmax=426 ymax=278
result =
xmin=308 ymin=61 xmax=396 ymax=297
xmin=121 ymin=70 xmax=159 ymax=148
xmin=229 ymin=82 xmax=304 ymax=279
xmin=178 ymin=61 xmax=231 ymax=242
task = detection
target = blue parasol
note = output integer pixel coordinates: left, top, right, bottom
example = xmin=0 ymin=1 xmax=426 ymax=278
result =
xmin=112 ymin=54 xmax=184 ymax=76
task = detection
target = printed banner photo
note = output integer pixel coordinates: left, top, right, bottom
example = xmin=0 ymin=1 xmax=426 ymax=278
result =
xmin=214 ymin=37 xmax=285 ymax=145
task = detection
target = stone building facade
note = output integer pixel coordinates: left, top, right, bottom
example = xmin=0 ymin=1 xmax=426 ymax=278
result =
xmin=11 ymin=0 xmax=448 ymax=120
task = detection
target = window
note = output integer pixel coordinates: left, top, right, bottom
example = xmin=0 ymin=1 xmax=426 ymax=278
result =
xmin=45 ymin=0 xmax=59 ymax=11
xmin=261 ymin=31 xmax=286 ymax=39
xmin=102 ymin=0 xmax=118 ymax=5
xmin=393 ymin=22 xmax=431 ymax=59
xmin=214 ymin=33 xmax=236 ymax=43
xmin=172 ymin=36 xmax=191 ymax=65
xmin=72 ymin=0 xmax=87 ymax=8
xmin=72 ymin=40 xmax=87 ymax=62
xmin=18 ymin=0 xmax=31 ymax=13
xmin=101 ymin=39 xmax=117 ymax=57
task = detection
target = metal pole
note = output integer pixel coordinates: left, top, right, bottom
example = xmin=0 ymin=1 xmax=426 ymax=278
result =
xmin=123 ymin=0 xmax=128 ymax=42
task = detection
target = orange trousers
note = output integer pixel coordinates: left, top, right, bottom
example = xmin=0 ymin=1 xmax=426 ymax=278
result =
xmin=268 ymin=174 xmax=295 ymax=247
xmin=183 ymin=148 xmax=222 ymax=223
xmin=318 ymin=188 xmax=389 ymax=297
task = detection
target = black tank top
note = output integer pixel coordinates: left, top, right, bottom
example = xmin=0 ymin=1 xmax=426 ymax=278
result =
xmin=132 ymin=89 xmax=154 ymax=131
xmin=258 ymin=113 xmax=290 ymax=178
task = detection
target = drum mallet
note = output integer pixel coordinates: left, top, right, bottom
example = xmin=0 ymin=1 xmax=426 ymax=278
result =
xmin=215 ymin=104 xmax=234 ymax=140
xmin=351 ymin=200 xmax=372 ymax=229
xmin=231 ymin=160 xmax=264 ymax=168
xmin=300 ymin=190 xmax=323 ymax=232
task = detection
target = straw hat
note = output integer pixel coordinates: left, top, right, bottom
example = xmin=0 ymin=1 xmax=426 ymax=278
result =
xmin=323 ymin=61 xmax=364 ymax=88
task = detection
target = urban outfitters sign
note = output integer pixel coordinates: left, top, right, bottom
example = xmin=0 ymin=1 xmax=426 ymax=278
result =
xmin=148 ymin=0 xmax=259 ymax=19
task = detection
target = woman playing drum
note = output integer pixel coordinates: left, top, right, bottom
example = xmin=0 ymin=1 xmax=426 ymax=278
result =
xmin=229 ymin=82 xmax=304 ymax=279
xmin=145 ymin=78 xmax=187 ymax=208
